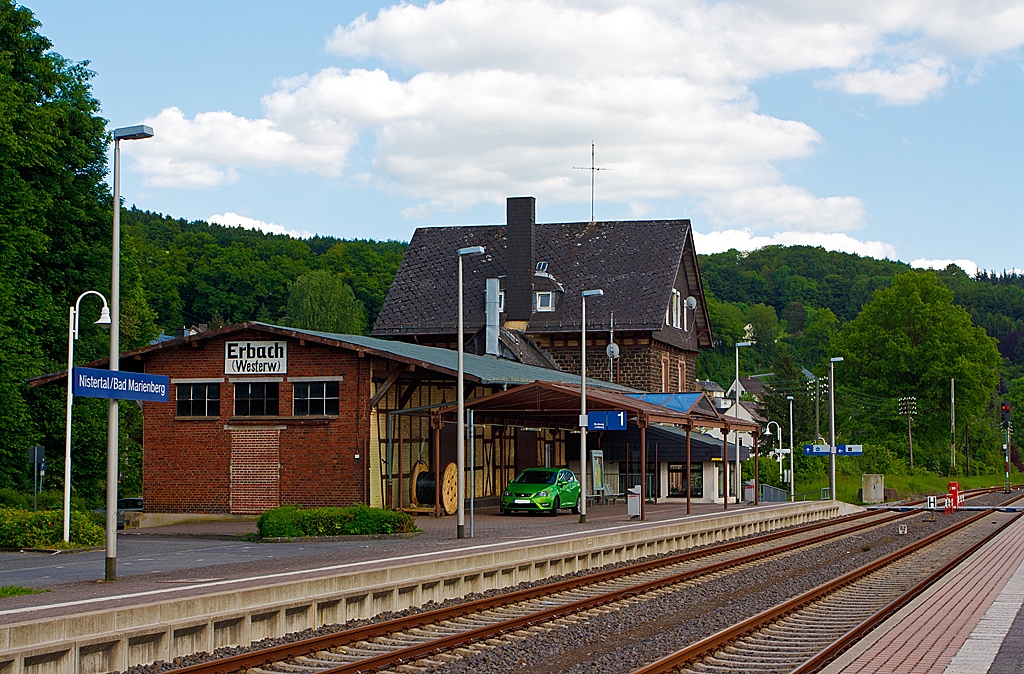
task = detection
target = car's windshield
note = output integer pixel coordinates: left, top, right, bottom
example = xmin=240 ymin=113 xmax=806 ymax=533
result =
xmin=514 ymin=470 xmax=558 ymax=485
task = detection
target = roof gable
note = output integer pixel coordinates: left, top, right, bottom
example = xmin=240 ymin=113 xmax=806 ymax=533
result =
xmin=372 ymin=218 xmax=700 ymax=339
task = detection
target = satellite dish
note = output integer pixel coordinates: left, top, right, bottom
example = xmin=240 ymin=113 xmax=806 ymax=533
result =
xmin=606 ymin=342 xmax=620 ymax=359
xmin=685 ymin=296 xmax=697 ymax=310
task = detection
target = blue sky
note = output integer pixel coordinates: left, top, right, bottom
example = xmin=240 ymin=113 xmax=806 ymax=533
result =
xmin=30 ymin=0 xmax=1024 ymax=272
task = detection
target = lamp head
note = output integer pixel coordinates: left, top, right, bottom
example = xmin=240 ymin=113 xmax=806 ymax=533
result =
xmin=582 ymin=289 xmax=604 ymax=298
xmin=735 ymin=341 xmax=752 ymax=348
xmin=113 ymin=125 xmax=154 ymax=141
xmin=786 ymin=395 xmax=794 ymax=401
xmin=95 ymin=306 xmax=111 ymax=328
xmin=830 ymin=356 xmax=844 ymax=363
xmin=458 ymin=245 xmax=485 ymax=256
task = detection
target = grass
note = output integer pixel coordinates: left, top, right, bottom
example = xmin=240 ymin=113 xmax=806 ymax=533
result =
xmin=0 ymin=585 xmax=47 ymax=598
xmin=795 ymin=470 xmax=1024 ymax=504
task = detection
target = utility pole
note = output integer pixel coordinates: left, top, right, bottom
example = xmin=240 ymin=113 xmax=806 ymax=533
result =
xmin=1002 ymin=401 xmax=1012 ymax=492
xmin=899 ymin=396 xmax=916 ymax=469
xmin=950 ymin=378 xmax=957 ymax=474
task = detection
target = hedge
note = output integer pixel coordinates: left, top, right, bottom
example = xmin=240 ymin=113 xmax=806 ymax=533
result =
xmin=257 ymin=504 xmax=417 ymax=538
xmin=0 ymin=508 xmax=105 ymax=549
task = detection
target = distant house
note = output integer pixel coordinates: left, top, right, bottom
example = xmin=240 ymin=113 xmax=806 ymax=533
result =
xmin=373 ymin=197 xmax=713 ymax=393
xmin=706 ymin=399 xmax=766 ymax=448
xmin=697 ymin=379 xmax=728 ymax=410
xmin=726 ymin=374 xmax=773 ymax=402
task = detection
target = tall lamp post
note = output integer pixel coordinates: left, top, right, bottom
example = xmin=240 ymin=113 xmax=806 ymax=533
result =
xmin=107 ymin=124 xmax=153 ymax=580
xmin=828 ymin=356 xmax=843 ymax=501
xmin=733 ymin=341 xmax=751 ymax=503
xmin=456 ymin=245 xmax=485 ymax=539
xmin=579 ymin=289 xmax=603 ymax=524
xmin=64 ymin=292 xmax=111 ymax=541
xmin=786 ymin=395 xmax=794 ymax=502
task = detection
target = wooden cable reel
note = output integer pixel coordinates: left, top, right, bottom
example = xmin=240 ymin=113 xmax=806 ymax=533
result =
xmin=410 ymin=460 xmax=459 ymax=515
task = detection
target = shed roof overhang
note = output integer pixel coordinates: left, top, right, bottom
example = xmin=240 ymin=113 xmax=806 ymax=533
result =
xmin=436 ymin=381 xmax=760 ymax=433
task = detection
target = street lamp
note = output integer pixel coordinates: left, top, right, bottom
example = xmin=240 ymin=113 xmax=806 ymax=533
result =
xmin=107 ymin=124 xmax=153 ymax=580
xmin=579 ymin=289 xmax=603 ymax=524
xmin=733 ymin=341 xmax=751 ymax=504
xmin=786 ymin=395 xmax=794 ymax=502
xmin=63 ymin=292 xmax=110 ymax=542
xmin=828 ymin=356 xmax=844 ymax=501
xmin=456 ymin=245 xmax=485 ymax=539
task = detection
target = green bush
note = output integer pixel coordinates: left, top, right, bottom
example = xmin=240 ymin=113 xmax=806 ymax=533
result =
xmin=256 ymin=505 xmax=303 ymax=538
xmin=257 ymin=504 xmax=417 ymax=538
xmin=0 ymin=508 xmax=104 ymax=548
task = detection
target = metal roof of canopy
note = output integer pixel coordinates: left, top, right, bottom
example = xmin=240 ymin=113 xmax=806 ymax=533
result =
xmin=439 ymin=381 xmax=759 ymax=432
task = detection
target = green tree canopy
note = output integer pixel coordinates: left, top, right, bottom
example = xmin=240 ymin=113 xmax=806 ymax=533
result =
xmin=831 ymin=271 xmax=1001 ymax=467
xmin=285 ymin=270 xmax=366 ymax=335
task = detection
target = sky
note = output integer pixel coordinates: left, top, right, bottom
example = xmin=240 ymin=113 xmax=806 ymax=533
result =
xmin=28 ymin=0 xmax=1024 ymax=273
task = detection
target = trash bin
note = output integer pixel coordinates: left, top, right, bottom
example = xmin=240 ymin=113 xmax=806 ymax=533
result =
xmin=627 ymin=486 xmax=641 ymax=518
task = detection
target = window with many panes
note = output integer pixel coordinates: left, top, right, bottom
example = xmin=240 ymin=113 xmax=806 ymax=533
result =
xmin=293 ymin=381 xmax=340 ymax=416
xmin=234 ymin=382 xmax=279 ymax=416
xmin=176 ymin=383 xmax=220 ymax=417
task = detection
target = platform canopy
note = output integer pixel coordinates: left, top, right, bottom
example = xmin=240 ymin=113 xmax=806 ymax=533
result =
xmin=439 ymin=380 xmax=759 ymax=433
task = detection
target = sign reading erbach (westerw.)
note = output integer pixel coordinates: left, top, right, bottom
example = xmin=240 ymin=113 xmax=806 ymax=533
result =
xmin=73 ymin=367 xmax=169 ymax=402
xmin=224 ymin=340 xmax=288 ymax=374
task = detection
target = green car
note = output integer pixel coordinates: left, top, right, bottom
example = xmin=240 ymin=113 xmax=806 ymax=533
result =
xmin=501 ymin=467 xmax=581 ymax=516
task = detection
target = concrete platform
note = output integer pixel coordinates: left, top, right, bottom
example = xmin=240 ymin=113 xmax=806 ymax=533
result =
xmin=822 ymin=513 xmax=1024 ymax=674
xmin=0 ymin=500 xmax=854 ymax=674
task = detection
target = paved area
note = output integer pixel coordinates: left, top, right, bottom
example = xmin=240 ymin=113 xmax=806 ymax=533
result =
xmin=0 ymin=499 xmax=765 ymax=623
xmin=823 ymin=515 xmax=1024 ymax=674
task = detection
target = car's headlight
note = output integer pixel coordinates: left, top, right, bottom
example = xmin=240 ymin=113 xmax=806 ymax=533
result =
xmin=536 ymin=490 xmax=550 ymax=497
xmin=503 ymin=490 xmax=511 ymax=496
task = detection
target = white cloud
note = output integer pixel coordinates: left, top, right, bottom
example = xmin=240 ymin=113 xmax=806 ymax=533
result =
xmin=126 ymin=0 xmax=1024 ymax=234
xmin=827 ymin=58 xmax=950 ymax=105
xmin=694 ymin=228 xmax=898 ymax=259
xmin=208 ymin=212 xmax=313 ymax=239
xmin=911 ymin=257 xmax=979 ymax=276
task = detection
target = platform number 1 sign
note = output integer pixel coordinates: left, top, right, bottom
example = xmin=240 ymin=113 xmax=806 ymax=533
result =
xmin=588 ymin=411 xmax=627 ymax=431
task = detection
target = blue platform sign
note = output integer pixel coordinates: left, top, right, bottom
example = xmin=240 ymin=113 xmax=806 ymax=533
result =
xmin=803 ymin=444 xmax=831 ymax=456
xmin=837 ymin=444 xmax=864 ymax=456
xmin=588 ymin=411 xmax=627 ymax=431
xmin=72 ymin=367 xmax=169 ymax=402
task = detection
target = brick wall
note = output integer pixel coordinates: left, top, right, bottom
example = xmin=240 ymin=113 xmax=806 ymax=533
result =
xmin=143 ymin=331 xmax=366 ymax=514
xmin=537 ymin=333 xmax=697 ymax=393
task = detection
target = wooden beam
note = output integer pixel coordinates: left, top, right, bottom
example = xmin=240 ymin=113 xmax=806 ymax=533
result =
xmin=370 ymin=363 xmax=406 ymax=408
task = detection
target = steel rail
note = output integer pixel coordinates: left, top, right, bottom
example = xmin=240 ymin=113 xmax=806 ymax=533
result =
xmin=630 ymin=493 xmax=1023 ymax=674
xmin=171 ymin=487 xmax=1004 ymax=674
xmin=792 ymin=493 xmax=1024 ymax=673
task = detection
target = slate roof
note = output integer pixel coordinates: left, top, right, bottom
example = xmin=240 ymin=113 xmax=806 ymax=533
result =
xmin=372 ymin=219 xmax=711 ymax=347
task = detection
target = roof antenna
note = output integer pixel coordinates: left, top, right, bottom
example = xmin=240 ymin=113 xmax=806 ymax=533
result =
xmin=573 ymin=142 xmax=609 ymax=224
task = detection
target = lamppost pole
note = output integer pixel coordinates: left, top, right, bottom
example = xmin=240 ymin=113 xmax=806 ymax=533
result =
xmin=828 ymin=356 xmax=843 ymax=501
xmin=787 ymin=395 xmax=794 ymax=502
xmin=64 ymin=292 xmax=110 ymax=542
xmin=733 ymin=342 xmax=751 ymax=504
xmin=579 ymin=289 xmax=603 ymax=524
xmin=456 ymin=246 xmax=484 ymax=540
xmin=107 ymin=125 xmax=153 ymax=580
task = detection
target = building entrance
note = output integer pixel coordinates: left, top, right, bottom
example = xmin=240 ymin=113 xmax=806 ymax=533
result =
xmin=668 ymin=463 xmax=702 ymax=497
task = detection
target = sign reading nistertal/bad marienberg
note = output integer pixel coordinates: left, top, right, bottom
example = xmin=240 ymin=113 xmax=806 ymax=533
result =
xmin=73 ymin=367 xmax=169 ymax=402
xmin=224 ymin=340 xmax=288 ymax=374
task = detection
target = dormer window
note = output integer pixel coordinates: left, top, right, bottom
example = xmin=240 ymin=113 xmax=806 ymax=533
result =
xmin=535 ymin=291 xmax=554 ymax=312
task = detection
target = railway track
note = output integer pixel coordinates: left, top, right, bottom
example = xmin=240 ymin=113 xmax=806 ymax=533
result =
xmin=162 ymin=490 xmax=1010 ymax=674
xmin=631 ymin=490 xmax=1024 ymax=674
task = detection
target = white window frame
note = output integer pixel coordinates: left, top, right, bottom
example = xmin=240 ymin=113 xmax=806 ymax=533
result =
xmin=498 ymin=290 xmax=505 ymax=313
xmin=671 ymin=289 xmax=682 ymax=329
xmin=535 ymin=291 xmax=554 ymax=312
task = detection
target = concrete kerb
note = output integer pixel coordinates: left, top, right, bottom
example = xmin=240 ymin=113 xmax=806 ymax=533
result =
xmin=0 ymin=501 xmax=858 ymax=674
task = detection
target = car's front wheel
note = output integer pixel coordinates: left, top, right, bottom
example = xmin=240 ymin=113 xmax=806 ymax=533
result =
xmin=548 ymin=496 xmax=560 ymax=516
xmin=571 ymin=493 xmax=581 ymax=515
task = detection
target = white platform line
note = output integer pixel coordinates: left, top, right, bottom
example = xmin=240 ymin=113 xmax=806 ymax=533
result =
xmin=943 ymin=551 xmax=1024 ymax=673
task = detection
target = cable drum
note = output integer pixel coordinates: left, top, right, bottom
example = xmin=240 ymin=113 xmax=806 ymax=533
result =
xmin=409 ymin=461 xmax=458 ymax=515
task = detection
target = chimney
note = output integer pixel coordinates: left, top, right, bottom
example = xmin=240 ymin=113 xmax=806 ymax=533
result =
xmin=505 ymin=196 xmax=535 ymax=322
